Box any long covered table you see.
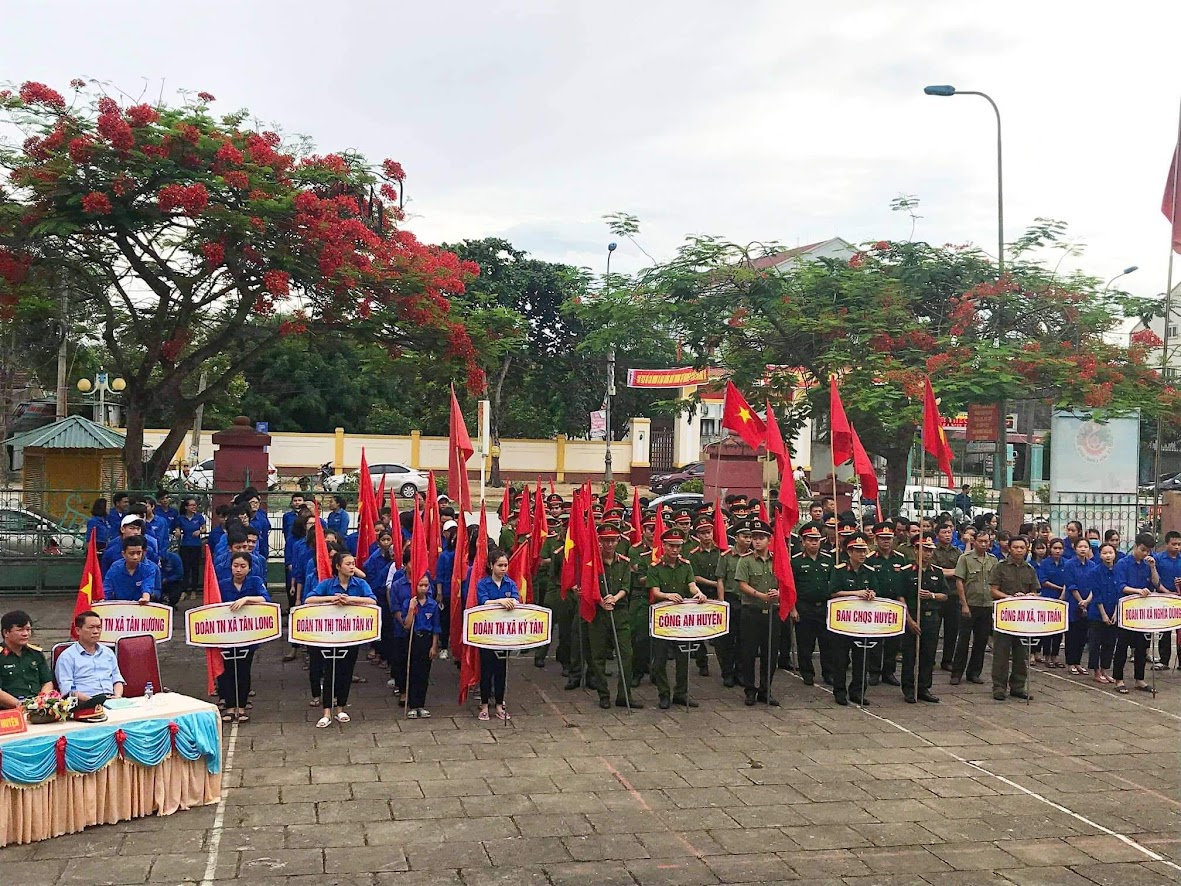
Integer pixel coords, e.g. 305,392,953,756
0,693,222,847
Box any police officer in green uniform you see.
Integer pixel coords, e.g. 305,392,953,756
0,610,53,708
647,529,705,709
867,523,912,687
828,533,880,706
533,522,565,668
498,503,518,553
688,518,722,677
714,521,751,687
585,525,644,709
629,517,656,687
899,534,946,703
735,520,781,706
789,522,833,686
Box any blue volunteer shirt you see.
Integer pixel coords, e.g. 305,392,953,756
101,536,159,573
207,524,226,554
214,549,266,580
327,509,350,537
1064,558,1099,621
1086,562,1120,621
249,509,271,560
216,571,272,603
363,549,397,596
1154,549,1181,595
386,570,412,638
282,509,300,541
1036,557,1069,600
159,550,184,587
102,558,161,601
435,549,455,599
305,575,376,604
176,514,205,547
1114,555,1154,594
405,594,442,634
477,575,520,605
85,516,110,550
146,514,172,554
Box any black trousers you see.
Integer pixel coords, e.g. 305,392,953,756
739,606,781,693
938,597,960,668
387,635,409,693
1064,618,1088,666
479,648,507,705
875,635,901,678
951,605,992,680
406,631,435,708
900,610,940,696
216,647,255,706
1113,629,1148,682
829,634,868,701
179,546,203,597
311,646,359,707
794,602,831,683
439,597,451,650
1038,633,1063,657
1087,621,1117,670
1159,631,1178,667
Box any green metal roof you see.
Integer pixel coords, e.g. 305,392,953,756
3,414,125,449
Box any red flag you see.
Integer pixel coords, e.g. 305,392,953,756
829,378,853,466
721,380,766,451
312,500,332,581
529,480,547,577
1164,141,1181,254
766,402,800,530
408,496,429,589
712,500,730,553
559,486,585,597
850,425,879,501
458,507,488,704
628,486,643,546
388,489,403,569
376,474,387,524
603,481,616,514
758,499,769,523
515,485,532,543
578,502,603,623
549,479,555,496
448,505,468,656
425,472,442,576
507,543,532,604
499,489,511,523
448,386,474,512
771,514,798,622
356,448,377,567
70,529,104,639
202,545,224,695
651,503,667,565
922,377,956,488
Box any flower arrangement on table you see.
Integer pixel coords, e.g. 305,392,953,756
20,691,77,725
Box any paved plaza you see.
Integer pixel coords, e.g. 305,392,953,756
3,595,1181,885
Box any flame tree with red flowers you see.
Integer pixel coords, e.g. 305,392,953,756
0,81,484,485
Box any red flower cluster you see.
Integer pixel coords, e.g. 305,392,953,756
112,174,134,197
1084,382,1114,407
18,81,65,109
223,171,248,190
97,103,134,151
160,331,190,362
381,159,406,181
215,142,243,166
157,183,209,215
848,253,864,268
202,242,225,267
0,248,31,285
379,183,399,203
1130,328,1164,347
262,270,290,296
125,104,159,128
81,192,112,215
68,136,95,163
197,92,216,103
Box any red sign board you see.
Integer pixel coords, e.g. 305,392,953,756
0,707,28,736
967,404,999,442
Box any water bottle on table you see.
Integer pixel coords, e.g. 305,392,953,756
144,682,154,703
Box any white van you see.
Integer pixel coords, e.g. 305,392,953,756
895,485,962,521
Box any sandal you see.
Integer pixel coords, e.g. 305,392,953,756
407,709,419,719
237,713,250,723
1068,666,1080,675
221,712,234,723
477,709,490,721
496,708,511,721
309,697,321,707
1135,684,1154,693
352,675,366,683
1117,684,1129,694
315,716,331,728
335,711,351,723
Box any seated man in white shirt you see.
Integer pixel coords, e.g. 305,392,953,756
54,610,126,702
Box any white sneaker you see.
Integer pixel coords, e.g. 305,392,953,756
386,678,398,687
419,709,431,718
438,649,449,660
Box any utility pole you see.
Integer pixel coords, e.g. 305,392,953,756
603,242,618,483
55,281,68,420
188,371,209,466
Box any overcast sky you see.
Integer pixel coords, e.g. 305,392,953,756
5,1,1181,305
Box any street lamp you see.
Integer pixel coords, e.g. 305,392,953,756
604,242,618,483
1103,266,1139,293
76,372,126,427
925,83,1008,490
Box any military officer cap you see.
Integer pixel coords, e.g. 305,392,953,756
732,519,754,535
823,515,838,529
693,517,713,532
604,506,624,518
641,516,656,529
918,534,937,550
838,522,857,537
661,528,687,543
673,509,693,525
597,524,622,539
844,532,871,551
747,520,772,537
546,493,564,505
872,522,894,538
799,522,823,539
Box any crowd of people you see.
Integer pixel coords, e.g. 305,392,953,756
22,486,1177,726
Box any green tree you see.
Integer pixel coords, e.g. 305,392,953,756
0,80,480,485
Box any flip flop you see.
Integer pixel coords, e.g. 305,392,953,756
315,716,331,728
237,713,250,723
477,710,490,721
1135,685,1154,692
221,712,234,723
335,711,351,723
1117,685,1130,694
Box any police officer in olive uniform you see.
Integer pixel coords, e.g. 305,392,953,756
735,520,781,706
714,521,752,687
647,529,705,709
867,523,912,687
688,518,722,677
629,517,656,687
790,522,833,686
585,525,644,709
897,534,946,703
828,533,880,706
533,521,566,669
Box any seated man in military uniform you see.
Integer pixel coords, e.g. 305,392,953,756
0,610,54,708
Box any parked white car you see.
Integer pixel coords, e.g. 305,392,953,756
163,458,279,491
324,462,429,499
894,485,962,521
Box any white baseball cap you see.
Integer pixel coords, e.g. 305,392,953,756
121,515,144,528
442,520,458,532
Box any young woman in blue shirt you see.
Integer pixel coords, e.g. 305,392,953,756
1035,539,1068,668
305,551,377,727
175,496,206,602
1086,544,1121,684
86,498,110,554
217,553,271,723
475,548,519,722
404,572,441,718
1063,538,1097,675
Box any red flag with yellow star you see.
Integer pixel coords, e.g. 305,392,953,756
922,376,956,487
721,381,766,451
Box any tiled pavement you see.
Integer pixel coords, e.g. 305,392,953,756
3,595,1181,885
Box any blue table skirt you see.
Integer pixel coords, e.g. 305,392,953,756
0,710,221,786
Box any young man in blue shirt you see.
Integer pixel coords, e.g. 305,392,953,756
101,517,159,573
102,536,161,602
1153,531,1181,669
1111,533,1161,692
327,496,350,537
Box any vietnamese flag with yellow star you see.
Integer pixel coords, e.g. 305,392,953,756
922,376,956,487
721,381,766,450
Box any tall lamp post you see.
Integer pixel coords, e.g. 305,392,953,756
1103,266,1138,294
603,242,618,483
76,372,126,427
925,84,1008,491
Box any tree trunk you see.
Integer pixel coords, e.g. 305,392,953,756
489,354,512,488
881,440,914,517
122,394,196,489
122,400,147,488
